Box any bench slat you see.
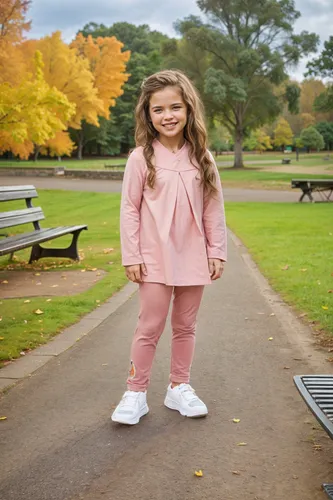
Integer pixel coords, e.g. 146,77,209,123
323,484,333,500
0,225,87,255
0,207,44,229
0,185,38,202
294,375,333,440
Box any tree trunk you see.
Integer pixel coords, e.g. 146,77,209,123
33,145,40,162
233,129,244,168
77,130,84,160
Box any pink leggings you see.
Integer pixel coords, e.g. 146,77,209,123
127,283,204,391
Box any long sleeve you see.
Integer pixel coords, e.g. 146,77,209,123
203,156,227,261
120,149,146,266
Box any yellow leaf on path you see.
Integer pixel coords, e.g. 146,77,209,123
194,470,203,477
91,268,97,271
81,269,86,273
34,309,44,315
0,337,4,340
2,280,8,284
46,299,52,302
233,418,240,423
0,416,7,421
268,337,274,341
232,470,241,475
237,442,247,446
51,284,58,288
322,306,329,310
35,273,41,276
24,300,31,303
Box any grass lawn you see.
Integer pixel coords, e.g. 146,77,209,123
0,190,127,367
0,158,127,169
220,170,333,189
225,202,333,335
1,151,332,169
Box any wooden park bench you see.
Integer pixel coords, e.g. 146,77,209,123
291,179,333,202
282,158,291,165
0,185,87,263
294,375,333,499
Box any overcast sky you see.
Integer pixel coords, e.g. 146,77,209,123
26,0,333,80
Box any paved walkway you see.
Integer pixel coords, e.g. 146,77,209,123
0,175,300,202
0,231,332,500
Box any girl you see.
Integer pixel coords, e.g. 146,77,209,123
111,69,227,425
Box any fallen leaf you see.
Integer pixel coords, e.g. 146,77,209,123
51,284,58,288
257,312,265,315
1,280,8,284
233,418,240,423
102,363,108,366
328,290,333,294
293,475,299,480
0,337,4,340
270,313,275,317
103,248,114,254
46,299,52,302
91,268,97,271
268,337,274,341
300,269,307,272
284,366,291,370
24,300,31,303
81,269,86,273
35,273,41,276
0,416,7,421
313,444,322,451
281,265,289,271
232,471,241,475
194,470,203,477
34,309,44,315
322,306,329,310
237,442,247,446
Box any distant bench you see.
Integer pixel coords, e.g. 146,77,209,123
0,185,87,263
291,179,333,202
294,375,333,499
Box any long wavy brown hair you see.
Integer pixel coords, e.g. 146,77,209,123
134,69,218,196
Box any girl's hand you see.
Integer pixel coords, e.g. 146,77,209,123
208,259,225,280
125,263,148,283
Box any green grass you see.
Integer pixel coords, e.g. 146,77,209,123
0,190,127,367
0,158,126,169
1,151,332,169
219,170,333,189
225,202,333,335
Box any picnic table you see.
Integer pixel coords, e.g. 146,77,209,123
291,179,333,202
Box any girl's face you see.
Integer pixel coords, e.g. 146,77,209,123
149,86,187,142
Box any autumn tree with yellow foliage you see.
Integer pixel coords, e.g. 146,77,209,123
70,33,130,158
0,1,76,159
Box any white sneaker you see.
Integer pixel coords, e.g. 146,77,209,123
164,383,208,418
111,390,149,425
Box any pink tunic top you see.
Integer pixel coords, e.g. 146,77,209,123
120,140,227,286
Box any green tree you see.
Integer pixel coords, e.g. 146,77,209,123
244,128,272,152
300,126,325,151
79,22,168,154
315,122,333,150
175,0,318,167
274,118,293,149
306,37,333,112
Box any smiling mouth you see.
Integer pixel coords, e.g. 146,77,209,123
163,122,178,127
